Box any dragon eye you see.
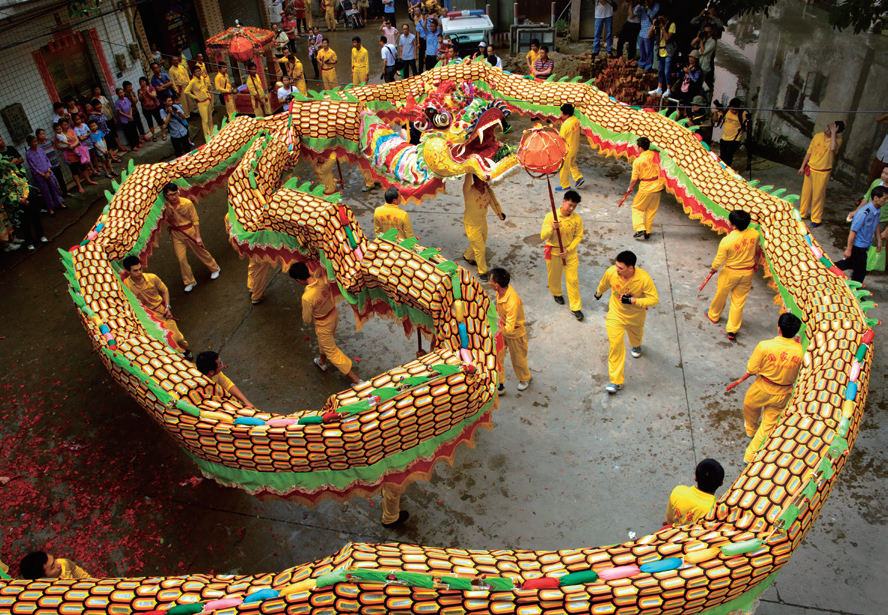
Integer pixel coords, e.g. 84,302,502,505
433,112,452,128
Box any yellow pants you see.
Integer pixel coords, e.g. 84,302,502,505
631,190,661,233
150,308,189,352
322,69,338,91
707,269,753,333
546,249,581,311
353,69,368,85
247,259,270,303
742,379,791,462
178,89,193,116
381,483,403,524
799,169,831,224
196,100,213,141
463,220,489,274
316,311,352,375
325,7,336,29
606,315,644,385
361,167,380,188
559,153,582,188
498,334,531,384
315,156,338,195
252,97,270,118
172,234,219,287
223,95,236,119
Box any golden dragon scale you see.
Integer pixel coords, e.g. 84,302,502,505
0,62,874,615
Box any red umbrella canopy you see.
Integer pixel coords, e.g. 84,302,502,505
229,35,255,63
517,126,567,177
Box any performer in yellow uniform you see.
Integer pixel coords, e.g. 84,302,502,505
19,552,90,580
168,56,192,117
374,187,414,240
706,210,760,340
312,153,339,195
183,66,213,141
323,0,336,31
741,313,803,463
214,63,237,118
556,104,584,190
196,351,256,407
121,255,192,357
290,262,362,385
595,250,659,393
224,212,271,305
246,64,270,117
290,55,307,95
489,267,531,394
351,37,369,85
317,38,339,90
462,174,505,282
162,183,220,291
665,459,724,526
626,137,664,240
193,53,213,90
799,120,844,227
541,190,584,319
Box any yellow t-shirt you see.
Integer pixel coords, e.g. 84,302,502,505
352,46,369,72
164,197,200,241
184,77,210,104
631,149,664,196
463,180,503,227
58,558,90,580
559,116,581,152
374,203,414,240
123,272,168,315
541,211,583,252
806,133,842,171
748,336,803,394
657,22,677,57
496,285,526,339
215,73,233,95
318,48,337,72
212,371,235,392
168,64,190,88
596,266,659,327
721,109,747,142
291,59,307,95
526,49,540,69
302,271,337,324
666,485,715,526
247,74,266,99
712,227,759,270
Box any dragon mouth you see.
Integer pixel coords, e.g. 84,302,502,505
450,107,507,173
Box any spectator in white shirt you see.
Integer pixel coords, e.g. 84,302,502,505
485,43,503,69
277,75,295,111
594,0,617,57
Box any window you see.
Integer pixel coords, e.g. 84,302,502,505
41,39,102,103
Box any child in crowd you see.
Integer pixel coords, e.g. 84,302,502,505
19,552,90,580
87,120,117,178
36,128,69,197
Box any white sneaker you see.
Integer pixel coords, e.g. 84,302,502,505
40,236,48,243
3,243,20,252
631,346,642,358
184,282,196,292
663,88,671,98
11,238,23,245
27,244,35,251
314,357,328,372
606,383,622,394
211,267,221,280
517,381,530,391
648,87,662,96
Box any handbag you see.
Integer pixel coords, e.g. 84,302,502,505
76,144,91,164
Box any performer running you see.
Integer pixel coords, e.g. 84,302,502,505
462,174,505,283
374,187,414,240
595,250,659,393
706,209,759,340
740,313,803,463
666,459,724,526
196,351,256,408
556,103,585,191
541,190,584,320
289,262,362,385
121,255,192,359
162,183,221,292
625,137,664,240
489,267,531,395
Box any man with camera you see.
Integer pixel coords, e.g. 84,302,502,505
647,13,676,97
635,0,660,70
691,23,717,91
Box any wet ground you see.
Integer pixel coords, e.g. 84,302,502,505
1,38,887,615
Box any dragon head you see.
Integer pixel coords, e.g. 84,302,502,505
411,82,519,183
